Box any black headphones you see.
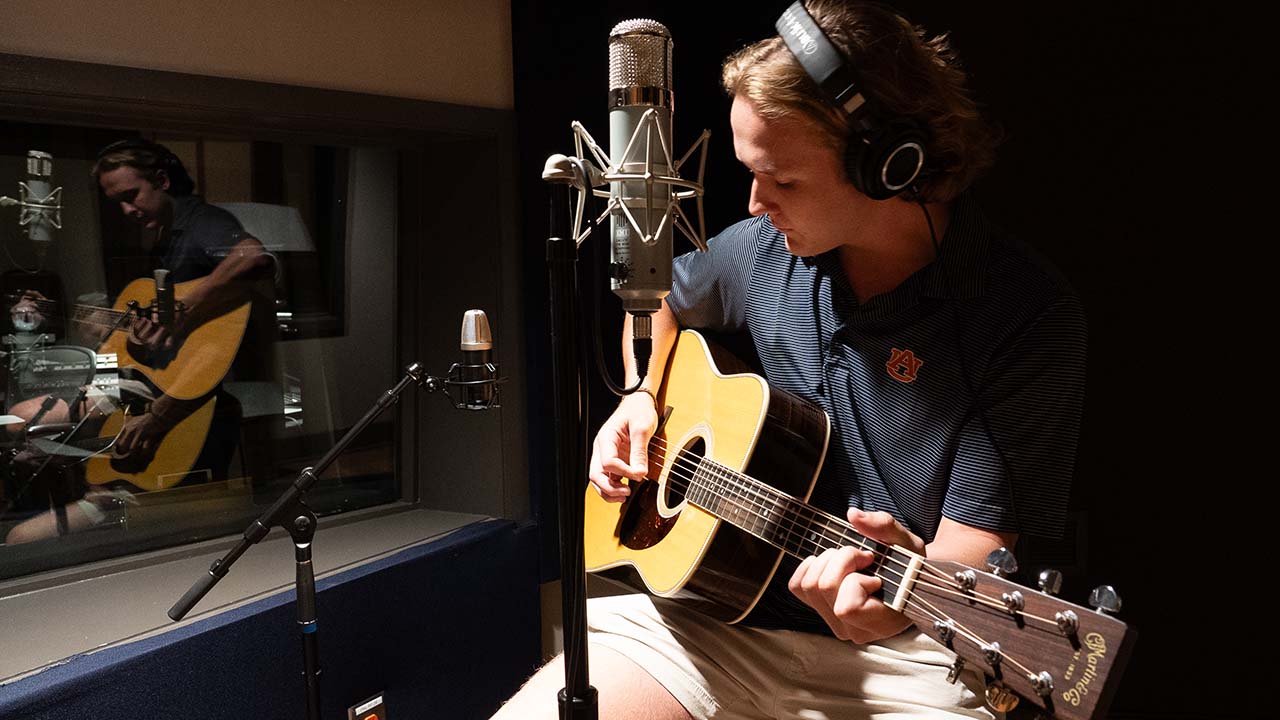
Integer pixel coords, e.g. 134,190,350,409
95,137,194,195
775,1,927,200
96,137,180,169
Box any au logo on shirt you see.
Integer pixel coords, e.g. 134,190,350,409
886,348,923,383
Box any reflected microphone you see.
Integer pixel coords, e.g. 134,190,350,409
454,309,498,410
0,151,63,253
608,19,675,380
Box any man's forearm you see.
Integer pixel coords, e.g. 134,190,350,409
147,393,206,430
180,237,275,329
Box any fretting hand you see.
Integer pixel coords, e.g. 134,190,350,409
789,508,927,644
127,304,189,357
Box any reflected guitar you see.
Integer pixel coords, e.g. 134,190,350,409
27,396,217,492
85,397,216,491
70,274,250,400
584,330,1134,720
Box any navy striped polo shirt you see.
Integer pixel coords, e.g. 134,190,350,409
667,195,1086,633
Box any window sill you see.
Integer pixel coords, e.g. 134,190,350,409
0,503,486,683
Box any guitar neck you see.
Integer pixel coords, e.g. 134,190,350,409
72,304,128,325
683,454,921,604
676,451,1133,720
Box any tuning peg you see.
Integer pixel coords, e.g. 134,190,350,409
985,547,1018,577
1027,670,1055,697
1089,585,1122,615
984,682,1020,713
1038,568,1063,595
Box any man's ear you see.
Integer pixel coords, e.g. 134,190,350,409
154,169,171,192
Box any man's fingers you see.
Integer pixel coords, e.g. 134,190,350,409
588,428,631,501
628,426,650,476
589,454,631,501
847,508,923,553
815,547,861,594
832,572,880,619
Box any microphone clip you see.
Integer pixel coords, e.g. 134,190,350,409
406,361,502,412
543,116,710,252
444,360,502,411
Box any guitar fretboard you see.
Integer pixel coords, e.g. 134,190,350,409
21,296,134,331
72,304,130,329
682,452,919,605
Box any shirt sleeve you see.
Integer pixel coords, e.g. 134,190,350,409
198,207,248,265
942,295,1087,538
666,216,763,332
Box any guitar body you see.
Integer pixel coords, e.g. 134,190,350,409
96,277,250,400
584,329,831,622
85,396,216,492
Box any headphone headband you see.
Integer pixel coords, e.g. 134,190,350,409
96,137,172,161
776,2,867,116
774,1,926,199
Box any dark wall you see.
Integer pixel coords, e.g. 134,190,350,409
514,2,1260,718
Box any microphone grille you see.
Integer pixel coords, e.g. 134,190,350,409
608,19,671,91
26,150,53,179
460,309,493,351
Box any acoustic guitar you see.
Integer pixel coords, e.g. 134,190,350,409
584,329,1134,720
20,273,250,400
25,395,217,492
84,396,217,491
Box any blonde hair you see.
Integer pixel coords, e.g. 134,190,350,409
722,0,999,202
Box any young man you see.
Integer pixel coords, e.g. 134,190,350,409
2,140,274,543
499,1,1085,717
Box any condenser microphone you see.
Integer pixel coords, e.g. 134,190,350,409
23,151,60,245
608,19,673,316
2,151,63,255
455,309,497,410
608,19,674,379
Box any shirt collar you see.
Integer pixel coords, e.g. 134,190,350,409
169,194,203,239
796,193,992,302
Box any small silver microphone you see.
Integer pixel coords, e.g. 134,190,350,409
456,309,498,410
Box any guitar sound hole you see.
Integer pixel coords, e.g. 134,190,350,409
663,437,705,510
617,435,705,552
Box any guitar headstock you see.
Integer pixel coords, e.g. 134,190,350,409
902,552,1135,720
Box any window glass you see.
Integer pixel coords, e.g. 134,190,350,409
0,122,399,579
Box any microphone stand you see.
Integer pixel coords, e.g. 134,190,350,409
545,168,598,719
168,362,457,720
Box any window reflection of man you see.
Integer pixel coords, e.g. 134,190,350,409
2,139,275,544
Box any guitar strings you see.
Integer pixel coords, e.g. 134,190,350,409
22,297,129,326
639,434,921,579
635,438,1063,681
635,434,1065,635
643,432,968,586
633,440,1058,686
646,434,1061,627
907,593,1042,681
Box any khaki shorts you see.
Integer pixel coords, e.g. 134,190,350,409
588,594,995,720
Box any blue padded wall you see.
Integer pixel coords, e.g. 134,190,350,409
0,519,540,720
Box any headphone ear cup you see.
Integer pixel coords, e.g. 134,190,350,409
848,124,928,200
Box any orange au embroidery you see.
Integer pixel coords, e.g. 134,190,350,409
886,348,923,383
